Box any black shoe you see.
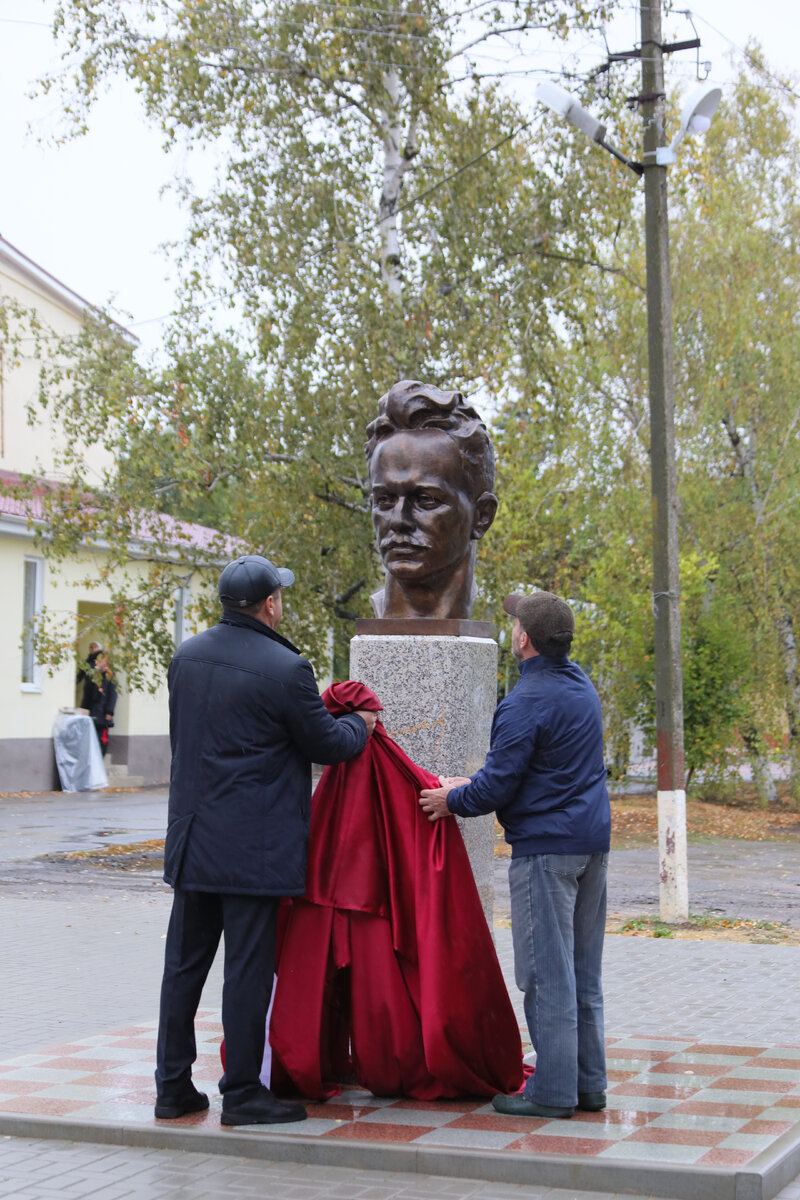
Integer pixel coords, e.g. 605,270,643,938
492,1093,574,1119
154,1084,209,1120
221,1087,307,1126
578,1091,606,1112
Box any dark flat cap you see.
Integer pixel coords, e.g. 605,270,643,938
218,555,295,608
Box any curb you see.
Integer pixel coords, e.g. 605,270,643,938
0,1111,798,1200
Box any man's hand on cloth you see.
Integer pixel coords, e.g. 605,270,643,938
418,786,457,823
354,709,378,736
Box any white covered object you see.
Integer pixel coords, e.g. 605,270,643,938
52,711,108,792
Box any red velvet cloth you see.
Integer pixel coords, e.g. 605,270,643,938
268,680,522,1100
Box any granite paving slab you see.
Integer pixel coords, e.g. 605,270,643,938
0,1012,798,1199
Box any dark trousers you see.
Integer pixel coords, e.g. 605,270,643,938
155,889,279,1105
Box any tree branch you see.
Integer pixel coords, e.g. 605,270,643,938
314,489,370,514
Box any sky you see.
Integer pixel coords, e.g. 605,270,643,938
0,0,797,353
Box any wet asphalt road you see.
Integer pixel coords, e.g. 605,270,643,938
1,786,799,925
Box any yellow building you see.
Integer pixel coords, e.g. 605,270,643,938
0,235,207,791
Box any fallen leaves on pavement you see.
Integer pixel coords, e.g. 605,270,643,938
609,796,800,846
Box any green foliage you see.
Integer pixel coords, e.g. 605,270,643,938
13,1,798,795
680,553,746,780
482,58,800,784
15,0,632,685
668,58,800,791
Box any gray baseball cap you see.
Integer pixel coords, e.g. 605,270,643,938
218,555,295,608
503,590,574,657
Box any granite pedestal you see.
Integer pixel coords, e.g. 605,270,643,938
349,631,498,925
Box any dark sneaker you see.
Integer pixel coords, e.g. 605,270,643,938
221,1087,307,1126
578,1091,606,1111
154,1084,209,1120
492,1093,573,1119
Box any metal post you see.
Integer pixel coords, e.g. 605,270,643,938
640,0,688,921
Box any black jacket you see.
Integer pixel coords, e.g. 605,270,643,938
78,662,118,728
163,611,367,895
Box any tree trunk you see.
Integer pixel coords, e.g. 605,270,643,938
722,415,798,800
378,69,418,301
741,725,779,808
378,69,404,300
774,602,800,802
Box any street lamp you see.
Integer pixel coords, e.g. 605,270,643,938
536,20,720,924
536,80,644,175
656,82,721,164
535,79,720,172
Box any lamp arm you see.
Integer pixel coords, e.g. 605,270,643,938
598,136,645,177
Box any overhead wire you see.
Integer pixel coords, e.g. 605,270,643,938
688,9,800,102
119,0,612,25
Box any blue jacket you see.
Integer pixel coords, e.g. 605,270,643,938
164,611,367,895
447,655,610,856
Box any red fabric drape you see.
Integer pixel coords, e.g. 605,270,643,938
268,680,522,1100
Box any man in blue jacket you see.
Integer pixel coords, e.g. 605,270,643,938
155,555,376,1126
420,590,610,1119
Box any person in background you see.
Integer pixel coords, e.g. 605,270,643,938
76,642,102,700
79,649,117,753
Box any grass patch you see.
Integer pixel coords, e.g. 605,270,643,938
607,912,796,944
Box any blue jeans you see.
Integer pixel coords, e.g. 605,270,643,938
509,852,608,1108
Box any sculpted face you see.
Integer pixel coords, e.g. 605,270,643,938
370,430,480,584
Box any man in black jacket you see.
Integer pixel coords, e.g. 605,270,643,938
155,555,376,1126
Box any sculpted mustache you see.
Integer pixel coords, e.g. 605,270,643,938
379,537,431,551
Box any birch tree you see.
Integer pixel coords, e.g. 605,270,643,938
16,0,632,679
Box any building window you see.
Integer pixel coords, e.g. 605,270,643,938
174,584,191,646
21,556,44,691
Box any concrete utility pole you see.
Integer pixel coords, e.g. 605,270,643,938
639,0,688,921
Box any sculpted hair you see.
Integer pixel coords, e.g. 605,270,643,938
365,380,495,498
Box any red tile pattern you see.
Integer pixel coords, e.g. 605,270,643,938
740,1119,794,1135
0,1019,797,1172
446,1112,547,1133
611,1082,700,1099
627,1127,729,1146
697,1148,757,1166
708,1076,798,1093
389,1097,486,1113
321,1122,430,1142
672,1100,765,1118
0,1097,95,1116
604,1048,674,1061
692,1045,767,1056
304,1102,380,1121
508,1134,618,1154
648,1061,732,1077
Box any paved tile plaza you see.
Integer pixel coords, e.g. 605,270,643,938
0,1008,799,1196
2,790,800,1198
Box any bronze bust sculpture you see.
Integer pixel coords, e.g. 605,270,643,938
365,381,498,620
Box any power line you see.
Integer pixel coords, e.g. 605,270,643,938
113,0,610,26
0,18,53,27
689,10,800,103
